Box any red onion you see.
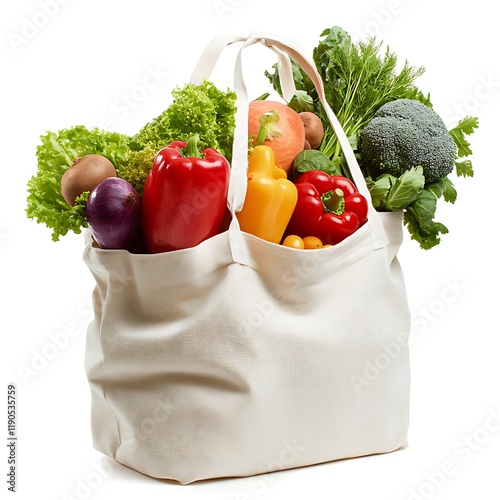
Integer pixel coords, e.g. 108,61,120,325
86,177,143,252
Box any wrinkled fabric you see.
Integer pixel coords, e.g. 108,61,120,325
83,210,410,484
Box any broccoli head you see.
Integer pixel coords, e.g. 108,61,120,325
359,99,456,183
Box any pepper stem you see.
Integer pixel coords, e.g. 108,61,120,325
322,188,345,215
185,135,202,158
255,110,282,146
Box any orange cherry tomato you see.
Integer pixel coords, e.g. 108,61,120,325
303,236,323,249
282,235,305,249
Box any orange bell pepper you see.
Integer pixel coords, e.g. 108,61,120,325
236,145,297,244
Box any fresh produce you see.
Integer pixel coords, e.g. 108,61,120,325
359,99,456,183
27,28,478,254
120,81,237,196
141,136,230,253
292,149,340,179
26,126,132,241
266,26,427,169
299,112,324,149
86,177,142,252
248,100,305,174
60,154,117,206
366,166,425,212
265,26,478,249
286,170,368,245
26,81,237,242
282,235,326,249
237,145,297,244
303,236,324,249
282,235,305,249
134,80,237,163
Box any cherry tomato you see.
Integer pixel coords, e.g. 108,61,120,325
303,236,323,249
282,235,305,249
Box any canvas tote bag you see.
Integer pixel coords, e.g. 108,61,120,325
83,32,411,485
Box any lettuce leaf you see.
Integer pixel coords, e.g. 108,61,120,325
26,126,133,241
133,80,237,162
26,80,237,242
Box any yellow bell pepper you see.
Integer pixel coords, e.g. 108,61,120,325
237,145,298,244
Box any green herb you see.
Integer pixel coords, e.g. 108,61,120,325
266,26,427,172
448,116,479,176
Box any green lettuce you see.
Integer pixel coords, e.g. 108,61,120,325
26,80,237,242
26,126,133,241
133,80,237,162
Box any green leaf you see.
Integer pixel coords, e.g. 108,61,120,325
427,177,457,204
383,166,425,211
292,149,341,178
448,116,479,158
403,189,449,249
451,115,479,135
288,90,315,113
366,174,394,208
455,159,474,178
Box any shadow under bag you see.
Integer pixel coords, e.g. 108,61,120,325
83,32,411,485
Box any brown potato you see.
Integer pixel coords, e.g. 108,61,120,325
299,112,324,150
61,154,116,206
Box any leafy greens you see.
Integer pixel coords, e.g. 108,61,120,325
265,26,478,249
26,80,237,241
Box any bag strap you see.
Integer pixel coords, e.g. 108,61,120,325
190,32,387,250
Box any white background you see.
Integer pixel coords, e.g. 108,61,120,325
1,0,499,499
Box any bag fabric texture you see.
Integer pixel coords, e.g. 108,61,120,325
83,32,411,485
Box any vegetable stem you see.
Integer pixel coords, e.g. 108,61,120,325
185,135,202,158
322,188,345,215
255,111,281,146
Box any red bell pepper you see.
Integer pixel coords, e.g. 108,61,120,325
141,136,230,253
286,170,369,245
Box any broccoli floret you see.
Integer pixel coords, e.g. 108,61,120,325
359,99,456,183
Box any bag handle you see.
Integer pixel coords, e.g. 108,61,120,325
190,32,386,249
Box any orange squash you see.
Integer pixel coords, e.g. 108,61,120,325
248,100,305,174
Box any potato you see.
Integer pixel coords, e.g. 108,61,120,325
299,112,324,150
61,154,116,206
